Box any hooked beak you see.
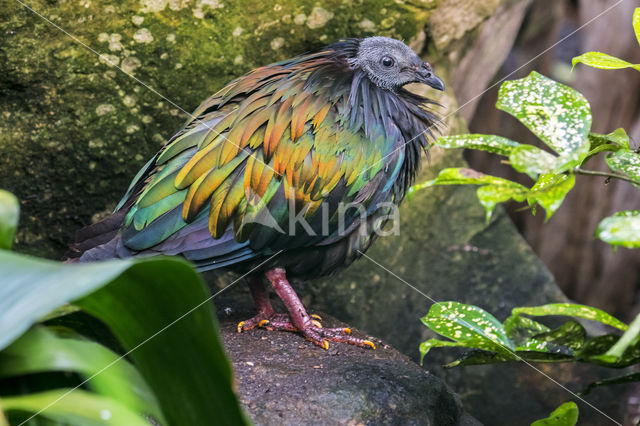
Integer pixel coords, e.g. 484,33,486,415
417,62,445,91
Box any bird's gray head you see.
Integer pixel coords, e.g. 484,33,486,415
350,36,445,92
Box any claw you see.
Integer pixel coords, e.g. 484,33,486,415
363,340,376,350
311,314,322,322
312,319,323,328
322,340,329,350
343,328,351,335
258,319,270,327
237,321,245,333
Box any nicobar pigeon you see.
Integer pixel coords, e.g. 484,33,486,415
69,36,445,349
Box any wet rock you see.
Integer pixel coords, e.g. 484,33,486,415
219,312,481,426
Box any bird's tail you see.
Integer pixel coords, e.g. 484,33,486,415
65,210,128,262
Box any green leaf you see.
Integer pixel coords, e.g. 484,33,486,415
531,402,579,426
588,128,630,151
419,339,470,363
603,312,640,360
0,252,137,351
0,191,19,251
530,321,586,351
0,326,162,421
512,303,628,331
444,349,513,367
0,251,248,425
476,183,528,222
411,168,530,221
435,134,520,156
634,8,640,47
596,210,640,248
581,372,640,396
420,302,516,357
497,72,591,171
509,145,560,178
413,168,520,188
605,149,640,185
445,349,572,367
528,174,575,220
0,389,149,426
571,52,640,72
75,260,248,426
504,314,550,344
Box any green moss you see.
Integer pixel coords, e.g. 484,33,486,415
0,0,435,258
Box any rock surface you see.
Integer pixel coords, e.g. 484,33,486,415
219,312,480,426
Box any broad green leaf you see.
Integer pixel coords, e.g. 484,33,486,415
421,302,516,357
0,252,248,425
531,402,578,426
635,8,640,47
435,134,520,156
509,145,560,178
581,372,640,396
512,303,628,331
497,72,591,171
605,149,640,184
596,210,640,248
0,191,19,250
0,252,137,351
0,389,149,426
528,174,575,220
0,326,162,421
571,52,640,72
75,260,248,426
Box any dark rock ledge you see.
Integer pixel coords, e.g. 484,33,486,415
220,312,481,426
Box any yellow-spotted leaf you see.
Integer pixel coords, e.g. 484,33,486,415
605,150,640,186
435,134,520,156
512,303,628,331
509,145,560,178
420,301,516,360
531,402,579,426
571,52,640,72
596,210,640,248
497,72,591,172
527,174,575,220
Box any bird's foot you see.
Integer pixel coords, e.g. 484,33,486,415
237,312,295,333
260,315,376,350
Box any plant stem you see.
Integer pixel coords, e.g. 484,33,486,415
573,168,640,185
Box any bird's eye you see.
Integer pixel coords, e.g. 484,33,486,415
381,56,395,67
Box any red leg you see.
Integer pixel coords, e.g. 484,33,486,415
264,267,375,350
236,275,276,332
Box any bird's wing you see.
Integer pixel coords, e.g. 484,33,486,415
117,55,404,265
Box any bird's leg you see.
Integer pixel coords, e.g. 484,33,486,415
237,275,279,332
263,267,375,350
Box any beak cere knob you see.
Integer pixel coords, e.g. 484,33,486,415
419,62,445,91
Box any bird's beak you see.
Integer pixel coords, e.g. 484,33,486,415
417,63,445,91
